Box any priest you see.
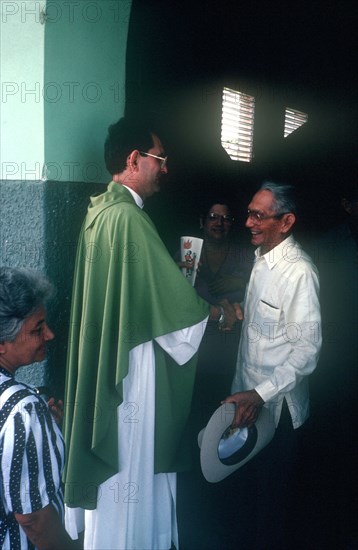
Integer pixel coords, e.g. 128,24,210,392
63,117,239,550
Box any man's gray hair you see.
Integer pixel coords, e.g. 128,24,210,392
0,267,54,342
260,181,297,215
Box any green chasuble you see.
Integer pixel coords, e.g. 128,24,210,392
63,182,209,509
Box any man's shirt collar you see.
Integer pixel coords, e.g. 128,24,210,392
122,184,144,209
255,234,295,269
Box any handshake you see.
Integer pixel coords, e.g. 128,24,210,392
209,299,243,331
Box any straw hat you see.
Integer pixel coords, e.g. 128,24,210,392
198,403,275,482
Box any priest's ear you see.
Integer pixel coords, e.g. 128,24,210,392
128,150,140,171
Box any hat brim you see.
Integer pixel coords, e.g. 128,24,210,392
198,403,276,482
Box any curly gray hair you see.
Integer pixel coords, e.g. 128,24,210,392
0,267,54,342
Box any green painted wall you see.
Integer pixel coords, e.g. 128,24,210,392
44,0,131,183
41,0,132,395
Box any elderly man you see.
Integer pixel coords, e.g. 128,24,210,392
224,182,322,548
63,117,238,550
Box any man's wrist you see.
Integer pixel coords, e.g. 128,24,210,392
250,389,265,404
217,305,225,325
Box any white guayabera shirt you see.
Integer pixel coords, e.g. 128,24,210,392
231,234,322,428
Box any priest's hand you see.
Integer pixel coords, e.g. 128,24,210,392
222,390,264,428
209,299,240,331
219,299,239,330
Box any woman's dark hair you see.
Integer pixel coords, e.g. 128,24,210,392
199,196,234,221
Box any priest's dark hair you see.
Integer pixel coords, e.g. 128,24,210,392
104,117,155,176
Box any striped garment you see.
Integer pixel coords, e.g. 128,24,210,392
0,367,65,549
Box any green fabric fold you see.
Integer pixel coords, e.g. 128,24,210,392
63,182,209,509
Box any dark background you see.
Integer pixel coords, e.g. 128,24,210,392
125,0,357,250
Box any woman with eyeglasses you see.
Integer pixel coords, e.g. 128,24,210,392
188,199,253,409
176,198,253,547
195,200,252,303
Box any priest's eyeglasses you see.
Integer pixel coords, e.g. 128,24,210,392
140,152,168,170
246,209,288,224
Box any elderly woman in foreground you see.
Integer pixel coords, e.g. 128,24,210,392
0,267,80,549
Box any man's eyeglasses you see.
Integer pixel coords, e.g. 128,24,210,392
140,152,167,170
246,209,288,223
207,213,234,224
